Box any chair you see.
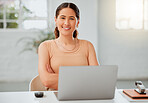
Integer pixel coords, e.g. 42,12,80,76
29,75,47,91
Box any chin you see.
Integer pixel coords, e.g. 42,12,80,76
61,31,73,36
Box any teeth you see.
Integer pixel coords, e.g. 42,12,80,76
64,28,70,30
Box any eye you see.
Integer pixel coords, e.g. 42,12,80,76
61,17,65,19
70,18,74,20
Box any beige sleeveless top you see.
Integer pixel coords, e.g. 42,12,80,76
42,39,90,73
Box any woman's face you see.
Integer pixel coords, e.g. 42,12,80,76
55,8,79,37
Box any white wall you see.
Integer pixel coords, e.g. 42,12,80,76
0,31,38,82
98,0,148,79
0,0,98,82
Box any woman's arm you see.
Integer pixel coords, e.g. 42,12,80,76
38,42,58,90
87,41,99,66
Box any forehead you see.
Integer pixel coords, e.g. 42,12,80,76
58,8,76,17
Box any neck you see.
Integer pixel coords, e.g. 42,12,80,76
58,35,75,45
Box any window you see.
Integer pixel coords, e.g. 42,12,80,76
0,0,48,30
116,0,148,30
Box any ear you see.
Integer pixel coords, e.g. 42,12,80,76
76,19,80,28
54,17,57,22
55,17,57,26
54,17,57,27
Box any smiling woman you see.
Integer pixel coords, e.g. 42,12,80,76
54,8,79,51
38,2,99,90
55,8,79,38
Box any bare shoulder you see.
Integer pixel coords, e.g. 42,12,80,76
79,39,93,46
39,39,54,48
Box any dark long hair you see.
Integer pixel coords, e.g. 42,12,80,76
54,2,80,38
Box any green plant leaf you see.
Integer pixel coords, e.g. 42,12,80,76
17,30,55,54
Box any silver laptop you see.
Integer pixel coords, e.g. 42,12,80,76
57,65,118,101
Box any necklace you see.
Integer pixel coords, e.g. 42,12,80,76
57,39,77,51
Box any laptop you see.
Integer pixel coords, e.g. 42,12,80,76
57,65,118,101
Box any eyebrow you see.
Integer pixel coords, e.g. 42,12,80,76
59,15,75,18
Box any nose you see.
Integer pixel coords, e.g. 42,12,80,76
64,19,70,25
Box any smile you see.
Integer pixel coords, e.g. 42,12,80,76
63,27,71,30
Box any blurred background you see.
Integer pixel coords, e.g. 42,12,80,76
0,0,148,91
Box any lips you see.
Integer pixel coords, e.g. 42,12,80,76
62,27,71,30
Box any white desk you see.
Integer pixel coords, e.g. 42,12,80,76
0,90,144,103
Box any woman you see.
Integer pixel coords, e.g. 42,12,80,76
38,2,99,90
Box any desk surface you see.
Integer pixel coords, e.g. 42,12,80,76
1,89,147,103
0,90,130,103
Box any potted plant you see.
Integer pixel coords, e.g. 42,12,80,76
17,29,55,53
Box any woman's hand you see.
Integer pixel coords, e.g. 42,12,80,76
46,64,54,73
